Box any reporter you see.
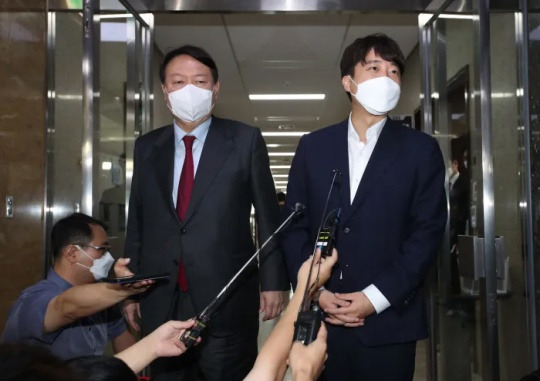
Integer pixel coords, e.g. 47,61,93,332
245,248,355,381
68,356,137,381
67,320,198,381
288,324,328,381
114,319,199,373
68,320,199,380
0,342,82,381
1,213,154,359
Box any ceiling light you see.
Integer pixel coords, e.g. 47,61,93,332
249,94,325,101
268,152,295,157
438,14,476,20
266,143,296,148
262,132,308,137
270,165,291,169
274,181,289,185
98,13,134,19
255,116,320,122
272,175,289,178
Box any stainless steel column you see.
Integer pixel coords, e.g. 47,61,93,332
474,0,499,379
516,0,538,369
82,0,100,216
420,17,438,381
44,11,56,274
140,14,153,135
125,15,139,224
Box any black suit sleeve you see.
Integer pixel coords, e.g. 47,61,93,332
124,139,143,274
250,129,290,291
280,136,313,288
374,138,447,312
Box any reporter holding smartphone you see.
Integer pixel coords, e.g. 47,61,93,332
1,213,154,360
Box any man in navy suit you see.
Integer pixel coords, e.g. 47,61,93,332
281,34,447,380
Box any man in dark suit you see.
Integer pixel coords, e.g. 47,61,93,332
449,156,469,295
281,34,447,380
123,45,289,381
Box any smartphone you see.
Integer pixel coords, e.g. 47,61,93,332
102,272,171,285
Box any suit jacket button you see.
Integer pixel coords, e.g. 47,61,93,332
181,228,186,234
344,227,350,234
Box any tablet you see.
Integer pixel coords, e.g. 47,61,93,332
102,272,171,285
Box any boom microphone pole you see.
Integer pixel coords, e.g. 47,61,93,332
179,202,305,348
293,170,341,345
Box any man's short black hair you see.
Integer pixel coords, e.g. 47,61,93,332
0,343,81,381
67,355,137,381
340,34,405,100
159,45,219,84
50,213,106,261
277,192,286,203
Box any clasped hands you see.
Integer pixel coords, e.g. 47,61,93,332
319,291,375,327
318,285,375,327
297,249,374,327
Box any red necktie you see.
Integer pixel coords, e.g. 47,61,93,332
176,135,196,291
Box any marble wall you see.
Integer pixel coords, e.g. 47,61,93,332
0,1,47,329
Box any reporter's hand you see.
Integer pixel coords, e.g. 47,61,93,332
148,320,200,358
114,257,135,277
123,299,141,332
112,258,154,295
289,323,328,381
297,249,338,295
319,291,364,327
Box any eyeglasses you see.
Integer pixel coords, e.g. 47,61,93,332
76,244,111,253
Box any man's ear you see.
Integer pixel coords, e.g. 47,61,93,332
213,81,221,98
342,76,353,93
64,245,79,264
161,84,169,103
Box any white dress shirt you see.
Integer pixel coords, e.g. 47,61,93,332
172,117,211,206
347,115,391,314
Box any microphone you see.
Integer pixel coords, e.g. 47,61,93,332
294,202,305,214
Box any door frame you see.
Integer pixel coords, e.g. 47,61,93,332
419,0,538,379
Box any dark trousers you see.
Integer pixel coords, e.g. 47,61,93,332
150,289,258,381
320,326,417,381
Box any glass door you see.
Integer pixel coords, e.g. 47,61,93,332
45,0,153,263
420,1,535,380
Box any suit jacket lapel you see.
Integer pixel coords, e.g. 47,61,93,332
333,121,351,212
182,117,233,225
342,119,402,225
151,125,178,220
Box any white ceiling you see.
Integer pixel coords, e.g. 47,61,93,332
153,13,420,190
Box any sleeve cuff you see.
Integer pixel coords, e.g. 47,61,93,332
362,284,391,314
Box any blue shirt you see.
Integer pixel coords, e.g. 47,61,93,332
1,268,126,360
172,117,211,206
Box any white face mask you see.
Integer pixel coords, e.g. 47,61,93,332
76,246,115,281
349,76,401,116
167,84,214,123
